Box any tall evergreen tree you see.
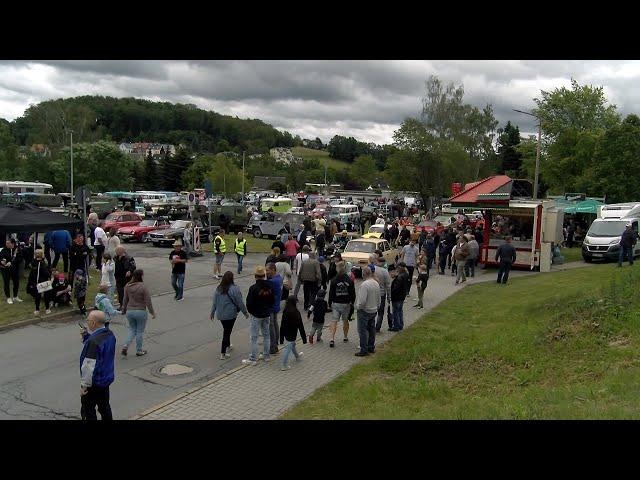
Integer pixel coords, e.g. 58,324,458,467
131,159,145,190
143,150,159,190
496,121,522,174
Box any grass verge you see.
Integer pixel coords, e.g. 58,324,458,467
561,246,583,263
0,269,102,327
283,263,640,419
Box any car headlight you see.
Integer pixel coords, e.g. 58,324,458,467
609,238,621,245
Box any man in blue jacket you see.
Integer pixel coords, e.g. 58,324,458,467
51,229,72,273
80,310,116,421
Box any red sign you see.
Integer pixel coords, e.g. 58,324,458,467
451,183,462,196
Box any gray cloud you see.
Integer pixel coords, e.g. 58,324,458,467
0,60,637,145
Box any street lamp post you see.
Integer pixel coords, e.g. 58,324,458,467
69,129,74,197
513,109,541,199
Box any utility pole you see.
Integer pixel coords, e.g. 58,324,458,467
513,109,541,199
241,151,245,201
70,130,74,196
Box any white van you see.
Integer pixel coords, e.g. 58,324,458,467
582,202,640,262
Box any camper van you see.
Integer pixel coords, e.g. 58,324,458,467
582,202,640,262
326,204,360,228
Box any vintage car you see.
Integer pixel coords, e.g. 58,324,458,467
117,218,171,243
414,220,445,236
362,223,394,239
149,219,216,247
340,237,398,269
246,212,306,239
102,211,143,231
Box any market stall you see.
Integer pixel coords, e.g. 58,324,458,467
0,203,84,239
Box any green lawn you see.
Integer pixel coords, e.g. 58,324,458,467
562,246,584,263
0,269,102,327
283,263,640,419
292,147,351,171
204,236,274,254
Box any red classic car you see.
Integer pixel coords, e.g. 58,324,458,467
102,211,144,232
117,218,171,242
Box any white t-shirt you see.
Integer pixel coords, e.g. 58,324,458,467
94,227,107,247
294,253,309,275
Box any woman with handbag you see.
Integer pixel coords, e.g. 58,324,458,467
27,249,53,316
210,271,248,360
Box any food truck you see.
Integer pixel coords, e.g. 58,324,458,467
449,176,564,271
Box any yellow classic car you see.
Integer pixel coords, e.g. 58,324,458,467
362,223,389,239
341,237,399,268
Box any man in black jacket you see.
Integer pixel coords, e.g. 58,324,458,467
495,236,517,284
327,261,355,348
69,234,90,279
243,265,275,365
0,238,24,304
114,246,136,306
618,223,638,267
390,262,409,331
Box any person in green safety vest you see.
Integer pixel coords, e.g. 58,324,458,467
234,232,248,275
213,230,227,279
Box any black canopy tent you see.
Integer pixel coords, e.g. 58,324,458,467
0,204,83,237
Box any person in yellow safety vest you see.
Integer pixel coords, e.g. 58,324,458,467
234,232,248,275
213,230,227,279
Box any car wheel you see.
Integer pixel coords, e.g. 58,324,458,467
142,234,149,243
253,228,263,239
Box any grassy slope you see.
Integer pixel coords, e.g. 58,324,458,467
283,263,640,419
0,269,101,326
292,147,351,171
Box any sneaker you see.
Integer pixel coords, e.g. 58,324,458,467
343,338,349,343
296,352,303,361
33,310,40,316
281,365,291,371
412,304,420,308
263,356,272,363
176,297,184,302
121,347,128,356
45,309,52,314
219,354,227,360
227,344,233,352
13,296,23,303
6,298,13,305
330,340,335,348
242,358,257,366
355,352,368,357
317,338,323,342
136,350,148,356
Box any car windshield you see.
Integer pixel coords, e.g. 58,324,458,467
344,241,376,253
369,225,384,233
105,213,119,220
170,220,190,228
139,220,156,226
587,220,627,237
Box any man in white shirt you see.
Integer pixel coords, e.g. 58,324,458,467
93,221,108,271
375,214,385,225
293,245,310,298
355,266,381,357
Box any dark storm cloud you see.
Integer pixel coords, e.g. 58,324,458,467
0,60,637,144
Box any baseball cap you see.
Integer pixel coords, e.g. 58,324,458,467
627,222,633,227
254,265,266,277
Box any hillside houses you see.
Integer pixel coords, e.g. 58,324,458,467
269,147,303,165
119,142,177,158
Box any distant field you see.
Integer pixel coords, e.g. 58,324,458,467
292,147,351,171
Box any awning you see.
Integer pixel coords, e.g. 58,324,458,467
0,204,84,235
563,199,603,215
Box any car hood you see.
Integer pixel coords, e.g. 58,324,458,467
341,252,373,264
152,228,183,236
583,235,618,246
362,233,382,239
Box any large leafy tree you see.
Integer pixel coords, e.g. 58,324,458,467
350,155,377,188
204,155,246,197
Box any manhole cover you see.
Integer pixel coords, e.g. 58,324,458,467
151,362,200,378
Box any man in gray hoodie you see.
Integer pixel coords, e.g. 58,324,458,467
355,266,381,357
299,252,322,310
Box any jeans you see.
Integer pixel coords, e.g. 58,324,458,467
80,386,112,421
376,293,391,331
309,322,324,340
281,340,300,367
52,250,69,273
171,273,185,300
456,264,466,283
357,310,377,354
236,253,245,273
249,315,270,361
464,258,475,277
125,309,148,352
439,251,449,274
303,281,318,309
94,245,105,270
618,246,634,266
392,300,404,330
497,261,512,284
2,268,19,298
269,311,280,354
293,277,302,298
405,266,414,295
417,283,427,308
220,317,236,354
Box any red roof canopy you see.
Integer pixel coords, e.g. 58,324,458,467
449,175,512,204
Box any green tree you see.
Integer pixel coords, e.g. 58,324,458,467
496,121,522,174
204,155,246,197
350,155,377,188
143,150,160,190
131,160,146,191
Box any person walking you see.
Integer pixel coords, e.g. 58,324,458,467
0,238,23,305
121,269,156,357
424,233,436,270
266,262,283,356
275,253,293,298
79,310,116,421
279,296,307,371
454,235,470,285
93,221,107,271
495,236,517,284
100,253,116,302
114,246,136,307
414,261,429,309
234,232,247,274
390,262,409,331
51,229,72,273
299,252,322,310
271,235,285,255
169,239,188,301
307,289,328,343
73,269,88,316
242,265,274,365
327,261,355,347
284,236,300,269
355,266,381,357
210,271,249,360
315,229,326,259
212,230,227,279
94,284,118,328
373,254,392,333
618,222,637,267
400,238,419,296
107,228,121,257
293,245,311,298
26,249,52,315
465,233,479,278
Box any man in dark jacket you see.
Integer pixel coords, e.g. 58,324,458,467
80,310,116,421
69,234,90,278
243,265,275,365
266,262,283,356
390,262,409,331
495,236,517,284
315,230,326,258
51,229,72,273
114,246,136,306
445,228,457,268
328,261,356,348
619,223,638,267
424,233,437,270
0,238,23,304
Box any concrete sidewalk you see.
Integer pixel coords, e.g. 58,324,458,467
136,263,590,420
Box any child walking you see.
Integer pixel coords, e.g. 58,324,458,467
279,296,307,371
101,253,116,302
307,289,328,343
95,283,119,327
73,269,88,316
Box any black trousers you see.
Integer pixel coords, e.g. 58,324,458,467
2,268,20,298
94,246,105,270
220,318,236,354
303,281,318,309
52,251,69,273
81,386,113,421
34,292,52,311
406,266,414,295
116,277,127,305
497,261,512,284
44,245,52,267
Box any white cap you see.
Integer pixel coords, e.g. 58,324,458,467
627,222,633,227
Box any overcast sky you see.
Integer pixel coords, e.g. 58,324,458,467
0,60,637,144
